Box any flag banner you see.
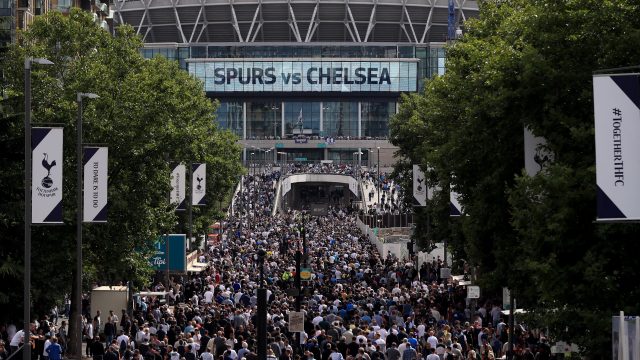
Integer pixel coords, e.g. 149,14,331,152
83,147,108,222
149,234,187,272
192,163,206,206
413,165,427,206
524,126,553,176
171,163,186,211
32,127,63,224
593,74,640,221
348,177,358,196
450,190,463,217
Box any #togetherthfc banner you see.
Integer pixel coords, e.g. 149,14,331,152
32,127,63,224
593,73,640,221
192,163,206,206
171,163,186,211
83,147,108,222
413,165,427,206
189,60,418,93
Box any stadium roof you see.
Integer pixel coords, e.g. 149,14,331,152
114,0,479,44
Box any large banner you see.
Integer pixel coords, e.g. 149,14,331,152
192,163,206,206
149,234,187,272
170,163,186,211
83,147,108,222
593,74,640,221
450,190,463,217
189,60,418,93
32,127,63,224
413,165,427,206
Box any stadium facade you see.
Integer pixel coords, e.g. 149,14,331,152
114,0,479,166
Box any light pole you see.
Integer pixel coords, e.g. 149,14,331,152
271,105,279,139
376,147,380,207
24,57,53,360
254,249,267,360
76,92,99,360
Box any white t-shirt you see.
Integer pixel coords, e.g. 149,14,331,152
427,336,438,350
200,352,214,360
10,331,24,347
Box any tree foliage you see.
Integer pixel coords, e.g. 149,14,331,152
0,9,242,329
389,0,640,356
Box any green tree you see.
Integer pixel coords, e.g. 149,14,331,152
390,0,640,356
0,9,242,356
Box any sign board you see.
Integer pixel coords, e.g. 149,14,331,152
467,285,480,299
289,311,305,332
300,268,312,281
149,234,187,273
439,267,451,279
294,137,308,144
189,59,418,93
593,74,640,221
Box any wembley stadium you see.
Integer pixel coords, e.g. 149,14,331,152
113,0,479,166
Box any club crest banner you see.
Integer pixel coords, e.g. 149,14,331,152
32,127,63,224
413,165,427,206
192,163,206,206
593,74,640,221
83,147,108,222
171,163,186,211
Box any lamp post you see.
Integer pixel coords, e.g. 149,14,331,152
254,249,267,360
24,57,53,360
376,147,380,207
76,92,99,360
271,105,279,139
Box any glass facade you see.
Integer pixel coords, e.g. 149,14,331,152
215,101,243,138
322,102,358,138
361,102,395,138
285,101,320,137
246,100,281,139
139,43,445,143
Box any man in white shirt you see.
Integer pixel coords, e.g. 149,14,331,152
204,289,214,304
200,347,214,360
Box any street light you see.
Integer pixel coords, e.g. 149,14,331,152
271,105,279,139
253,248,267,360
76,92,99,360
377,147,380,207
24,57,53,360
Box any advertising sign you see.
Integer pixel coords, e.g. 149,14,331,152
593,74,640,221
32,127,63,224
189,60,418,93
192,163,206,206
413,165,426,206
149,234,187,273
83,147,108,222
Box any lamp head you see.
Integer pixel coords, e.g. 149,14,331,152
77,92,100,102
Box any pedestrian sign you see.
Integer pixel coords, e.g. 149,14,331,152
467,285,480,299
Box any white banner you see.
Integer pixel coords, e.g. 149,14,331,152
450,190,463,217
348,177,358,196
192,163,206,206
83,147,108,222
171,163,186,211
32,127,63,224
593,74,640,220
413,165,427,206
524,126,553,176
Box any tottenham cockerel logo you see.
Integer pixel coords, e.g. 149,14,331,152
41,153,57,188
416,177,424,192
196,175,204,191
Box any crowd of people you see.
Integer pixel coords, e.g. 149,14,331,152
0,166,554,360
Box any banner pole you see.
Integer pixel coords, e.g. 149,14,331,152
76,95,84,360
188,163,193,250
23,58,32,360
